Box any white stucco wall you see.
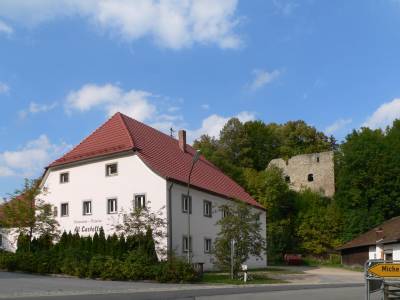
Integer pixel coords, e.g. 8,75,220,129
169,182,267,270
369,243,400,261
41,154,168,251
0,228,18,252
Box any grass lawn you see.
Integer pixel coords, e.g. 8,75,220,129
201,269,290,285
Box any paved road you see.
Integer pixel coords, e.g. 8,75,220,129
0,271,369,300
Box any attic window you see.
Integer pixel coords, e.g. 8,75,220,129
106,163,118,177
308,174,314,182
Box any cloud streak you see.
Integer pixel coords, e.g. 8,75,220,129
363,98,400,129
0,0,242,49
0,135,70,177
249,69,281,91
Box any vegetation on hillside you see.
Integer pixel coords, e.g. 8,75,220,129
194,118,400,260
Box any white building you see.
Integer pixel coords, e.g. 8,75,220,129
1,113,266,270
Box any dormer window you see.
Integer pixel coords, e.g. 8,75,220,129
60,172,69,183
106,163,118,177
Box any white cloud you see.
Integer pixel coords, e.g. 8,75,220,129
0,135,70,177
19,101,57,119
249,69,281,91
0,0,242,49
324,118,352,135
187,111,256,142
66,83,158,122
0,19,13,35
363,98,400,129
0,82,9,94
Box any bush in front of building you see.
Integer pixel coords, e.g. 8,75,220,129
0,229,198,283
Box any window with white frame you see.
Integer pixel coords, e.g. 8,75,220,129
108,198,118,214
61,203,69,217
182,236,192,252
222,207,230,219
83,201,92,215
0,234,2,247
106,163,118,177
204,238,212,253
203,200,212,217
134,194,146,209
53,206,58,217
182,194,192,214
60,172,69,183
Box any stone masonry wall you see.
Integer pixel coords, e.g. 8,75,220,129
268,151,335,197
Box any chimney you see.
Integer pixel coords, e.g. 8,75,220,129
376,228,384,242
178,130,187,152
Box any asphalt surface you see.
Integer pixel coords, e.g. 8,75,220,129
0,270,369,300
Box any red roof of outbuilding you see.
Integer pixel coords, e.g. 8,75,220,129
49,113,263,209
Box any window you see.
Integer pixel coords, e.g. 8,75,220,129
182,236,192,252
53,206,58,217
203,200,212,217
307,174,314,182
204,238,212,253
0,234,2,247
222,207,230,219
60,172,69,183
134,194,146,209
284,175,291,183
182,194,192,214
61,203,69,217
108,198,118,214
385,252,393,261
83,201,92,215
106,163,118,176
316,156,320,163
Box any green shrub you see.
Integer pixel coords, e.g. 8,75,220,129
0,251,17,271
100,257,124,280
155,259,199,283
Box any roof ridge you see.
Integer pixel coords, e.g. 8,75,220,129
118,113,136,149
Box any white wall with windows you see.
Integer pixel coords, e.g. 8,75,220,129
3,152,267,271
169,182,267,270
369,244,400,261
41,153,168,251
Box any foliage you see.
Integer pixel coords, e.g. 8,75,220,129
0,231,197,283
335,120,400,241
113,202,167,257
1,179,60,248
296,190,342,255
213,202,266,276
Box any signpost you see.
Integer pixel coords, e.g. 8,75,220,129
368,263,400,278
365,260,400,300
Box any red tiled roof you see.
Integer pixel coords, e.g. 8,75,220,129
49,113,264,209
338,216,400,250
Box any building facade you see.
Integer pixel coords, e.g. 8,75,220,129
268,151,335,197
339,217,400,265
1,113,266,270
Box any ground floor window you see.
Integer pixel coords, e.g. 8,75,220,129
0,234,2,247
61,203,69,217
83,200,92,215
182,236,192,253
134,194,146,209
107,198,118,214
204,238,212,253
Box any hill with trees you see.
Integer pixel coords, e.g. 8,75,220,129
194,118,400,261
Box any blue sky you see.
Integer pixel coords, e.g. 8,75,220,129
1,0,400,198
